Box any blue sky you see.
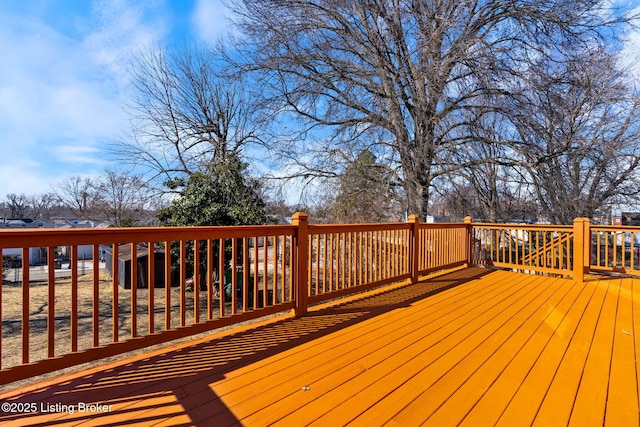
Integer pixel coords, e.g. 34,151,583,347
2,0,640,204
0,0,232,198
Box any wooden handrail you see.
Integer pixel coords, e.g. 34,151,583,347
590,223,640,274
0,214,470,385
573,218,588,282
1,213,616,385
292,212,308,317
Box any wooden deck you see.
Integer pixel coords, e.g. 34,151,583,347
1,267,639,426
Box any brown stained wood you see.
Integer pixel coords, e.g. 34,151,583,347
392,276,574,426
493,280,592,425
569,279,620,426
634,278,640,421
1,269,640,426
21,248,29,364
224,271,507,426
459,278,587,425
317,274,560,425
352,275,577,427
604,278,639,426
532,278,609,426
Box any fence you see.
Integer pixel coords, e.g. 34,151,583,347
470,223,575,276
0,213,468,385
468,218,640,280
590,224,640,275
3,214,633,386
306,223,411,305
469,218,595,280
417,222,470,275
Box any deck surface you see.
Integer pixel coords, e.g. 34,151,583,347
0,267,639,426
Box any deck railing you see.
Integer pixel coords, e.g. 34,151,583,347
306,223,411,305
470,223,575,276
0,213,468,385
417,222,470,275
0,224,302,385
590,224,640,275
469,218,593,280
0,213,633,386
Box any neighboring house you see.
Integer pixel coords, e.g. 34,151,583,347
51,218,111,229
0,218,51,228
1,218,52,265
2,247,45,266
50,219,110,261
1,217,105,265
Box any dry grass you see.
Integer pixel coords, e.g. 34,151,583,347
2,277,226,379
0,269,293,392
2,272,217,367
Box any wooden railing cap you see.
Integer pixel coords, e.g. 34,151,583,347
407,214,420,223
292,212,309,223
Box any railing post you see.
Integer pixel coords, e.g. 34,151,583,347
292,212,309,317
464,216,473,267
573,217,586,282
583,217,591,276
408,214,420,284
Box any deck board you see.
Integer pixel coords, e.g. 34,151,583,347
459,276,580,426
532,277,607,426
606,278,639,427
633,277,640,421
569,279,618,426
350,273,560,426
1,268,639,426
400,276,571,426
224,276,496,425
495,279,590,425
273,270,531,426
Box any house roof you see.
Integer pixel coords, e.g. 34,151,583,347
103,243,165,262
0,218,50,228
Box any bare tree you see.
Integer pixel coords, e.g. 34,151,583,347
52,171,158,226
436,174,537,223
52,176,100,220
93,169,155,227
29,193,58,220
4,193,30,218
434,110,539,222
230,0,633,218
118,43,264,191
506,47,640,224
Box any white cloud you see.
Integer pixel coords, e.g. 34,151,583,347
82,0,169,88
0,161,52,195
620,6,640,79
55,145,105,165
0,1,236,200
0,15,92,134
191,0,231,43
0,0,174,199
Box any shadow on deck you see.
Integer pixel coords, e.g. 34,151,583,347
0,267,488,426
2,266,638,426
